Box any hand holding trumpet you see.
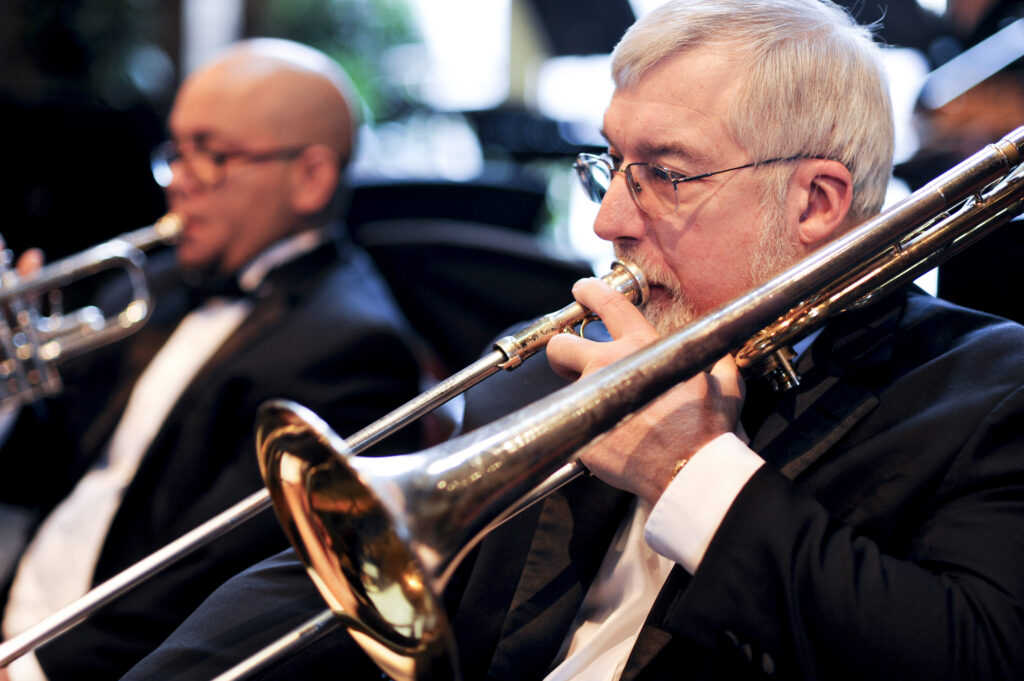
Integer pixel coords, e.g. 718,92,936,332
13,248,44,278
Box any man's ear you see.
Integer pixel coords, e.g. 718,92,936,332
790,159,853,247
288,144,341,215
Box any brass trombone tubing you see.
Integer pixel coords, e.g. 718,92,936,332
0,490,270,667
245,127,1024,681
210,611,341,681
0,340,498,668
735,156,1024,370
0,260,647,667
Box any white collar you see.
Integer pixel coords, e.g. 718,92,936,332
237,227,333,293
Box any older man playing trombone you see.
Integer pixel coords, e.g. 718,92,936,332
121,1,1024,679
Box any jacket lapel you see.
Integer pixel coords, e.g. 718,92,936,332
751,363,880,480
161,241,342,421
483,476,633,680
754,289,905,478
103,244,342,537
618,566,690,681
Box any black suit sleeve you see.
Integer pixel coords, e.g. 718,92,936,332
666,384,1024,681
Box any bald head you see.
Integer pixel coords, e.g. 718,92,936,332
165,39,361,275
176,38,359,166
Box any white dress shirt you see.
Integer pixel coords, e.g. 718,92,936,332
545,332,820,680
2,229,330,681
542,434,763,681
544,497,675,681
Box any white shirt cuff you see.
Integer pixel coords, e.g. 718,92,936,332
644,432,764,574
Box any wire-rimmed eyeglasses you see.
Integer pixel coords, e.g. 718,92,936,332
573,152,807,216
150,141,308,189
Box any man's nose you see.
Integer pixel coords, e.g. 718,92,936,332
165,157,202,196
593,177,645,243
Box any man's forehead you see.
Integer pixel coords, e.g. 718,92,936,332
170,128,243,148
169,100,251,147
169,72,277,145
601,47,744,163
601,98,719,166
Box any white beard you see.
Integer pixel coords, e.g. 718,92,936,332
613,244,697,336
614,195,800,337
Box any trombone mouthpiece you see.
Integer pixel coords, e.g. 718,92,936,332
493,258,649,370
117,213,184,251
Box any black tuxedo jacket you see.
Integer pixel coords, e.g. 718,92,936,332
0,234,424,680
120,287,1024,681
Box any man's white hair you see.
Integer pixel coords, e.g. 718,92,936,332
612,0,894,222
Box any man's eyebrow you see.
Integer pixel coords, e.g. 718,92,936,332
637,141,714,168
171,130,208,145
597,130,714,168
175,130,239,148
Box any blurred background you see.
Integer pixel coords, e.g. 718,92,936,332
1,0,1022,319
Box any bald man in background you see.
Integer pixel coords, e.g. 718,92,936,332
0,39,424,681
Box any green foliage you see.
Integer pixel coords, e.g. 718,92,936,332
251,0,421,121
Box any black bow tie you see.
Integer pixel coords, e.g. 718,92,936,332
183,274,249,309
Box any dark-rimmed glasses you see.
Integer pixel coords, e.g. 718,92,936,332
150,141,308,189
573,152,806,216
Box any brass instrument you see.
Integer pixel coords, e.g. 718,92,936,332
0,213,182,408
0,259,647,667
252,127,1024,681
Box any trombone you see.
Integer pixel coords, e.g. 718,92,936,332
0,259,648,667
249,126,1024,681
0,213,182,408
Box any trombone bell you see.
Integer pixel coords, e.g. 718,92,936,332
257,400,459,681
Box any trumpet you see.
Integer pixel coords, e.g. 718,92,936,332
0,258,647,667
0,213,182,408
251,126,1024,681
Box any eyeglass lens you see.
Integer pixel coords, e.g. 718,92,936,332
150,143,175,188
150,143,225,188
574,155,610,204
627,164,678,215
575,154,679,216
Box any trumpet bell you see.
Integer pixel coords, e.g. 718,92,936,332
257,399,458,681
